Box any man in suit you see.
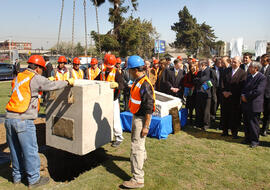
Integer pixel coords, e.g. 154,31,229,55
260,54,270,136
221,56,246,138
240,52,252,73
165,59,184,98
13,59,20,76
194,60,212,130
155,58,168,93
241,62,266,148
210,58,220,123
43,56,54,78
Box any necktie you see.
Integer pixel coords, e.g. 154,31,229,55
175,70,178,77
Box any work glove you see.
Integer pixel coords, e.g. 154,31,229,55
110,82,119,89
48,76,55,81
66,78,74,86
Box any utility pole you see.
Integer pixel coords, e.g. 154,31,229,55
71,0,76,58
57,0,64,54
9,37,12,64
94,0,102,56
84,0,88,56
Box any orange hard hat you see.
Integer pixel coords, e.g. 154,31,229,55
73,57,80,64
105,54,116,68
58,56,67,63
91,58,98,65
153,59,159,64
116,57,122,64
192,58,196,62
27,55,46,69
177,56,183,60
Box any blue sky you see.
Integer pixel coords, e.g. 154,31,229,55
1,0,269,50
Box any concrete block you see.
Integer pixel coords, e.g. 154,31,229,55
153,91,182,117
46,79,114,155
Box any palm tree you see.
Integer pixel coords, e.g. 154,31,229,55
57,0,65,54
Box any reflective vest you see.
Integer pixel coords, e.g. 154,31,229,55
151,67,159,78
88,67,101,80
6,70,36,113
100,68,116,82
71,69,84,79
100,68,120,96
55,70,70,81
129,76,156,114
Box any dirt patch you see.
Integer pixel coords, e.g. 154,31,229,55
0,118,110,182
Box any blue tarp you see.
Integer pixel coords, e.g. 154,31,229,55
120,111,172,139
120,108,188,139
179,108,188,127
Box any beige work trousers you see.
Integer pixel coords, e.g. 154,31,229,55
130,115,148,183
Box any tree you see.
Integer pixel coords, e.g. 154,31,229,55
198,22,217,57
171,6,201,55
91,17,158,58
74,42,85,56
91,0,138,36
171,6,217,57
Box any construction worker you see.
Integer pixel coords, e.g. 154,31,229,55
5,55,74,188
96,54,124,147
55,56,69,81
71,57,84,79
122,55,155,189
115,57,122,74
87,58,100,80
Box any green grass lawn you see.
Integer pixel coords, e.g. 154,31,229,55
0,130,270,190
0,82,12,115
0,82,270,190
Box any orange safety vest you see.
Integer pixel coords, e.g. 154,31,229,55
6,70,37,113
71,69,84,79
55,70,70,81
100,68,117,82
100,68,120,96
88,67,101,80
129,75,156,114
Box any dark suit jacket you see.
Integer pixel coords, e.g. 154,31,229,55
194,67,211,98
240,63,251,76
165,67,184,97
43,62,53,78
242,72,266,113
260,65,270,99
221,67,247,104
156,67,167,93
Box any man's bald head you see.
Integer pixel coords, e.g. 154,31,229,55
231,56,241,69
233,56,241,63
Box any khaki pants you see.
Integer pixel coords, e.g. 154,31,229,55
131,115,148,183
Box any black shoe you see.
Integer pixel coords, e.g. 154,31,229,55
250,144,259,148
111,141,122,148
241,140,250,145
28,176,49,189
232,135,239,139
261,131,268,136
221,133,229,137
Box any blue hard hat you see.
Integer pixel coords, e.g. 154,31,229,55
127,55,144,69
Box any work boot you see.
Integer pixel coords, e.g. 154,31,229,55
111,141,122,148
28,176,49,189
122,180,144,189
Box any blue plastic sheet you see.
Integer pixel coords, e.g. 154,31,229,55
120,111,173,139
179,108,188,127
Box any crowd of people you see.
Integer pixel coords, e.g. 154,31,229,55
43,52,270,150
118,53,269,149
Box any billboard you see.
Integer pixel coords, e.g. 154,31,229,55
155,40,166,54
